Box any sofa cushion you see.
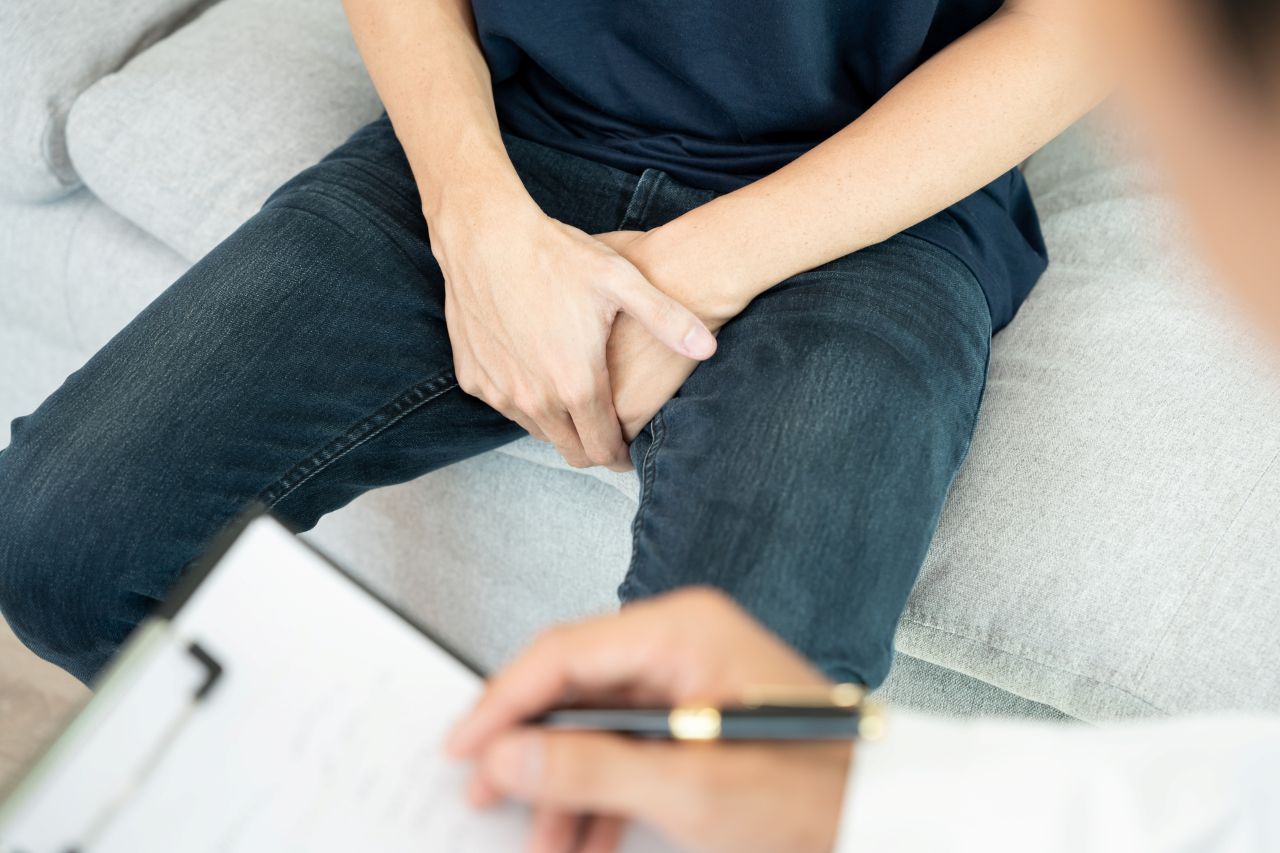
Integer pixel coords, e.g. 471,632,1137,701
0,0,214,201
0,193,189,427
0,192,187,356
899,112,1280,720
65,0,383,262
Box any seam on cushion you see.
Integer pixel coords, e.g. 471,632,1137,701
50,1,221,191
898,614,1169,716
1129,444,1280,694
40,98,78,190
260,370,458,509
59,195,96,349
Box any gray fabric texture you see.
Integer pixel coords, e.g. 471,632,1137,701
0,0,215,201
3,1,1279,722
65,0,383,262
0,191,188,418
900,113,1280,720
874,654,1072,721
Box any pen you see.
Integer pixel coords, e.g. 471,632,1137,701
531,683,885,742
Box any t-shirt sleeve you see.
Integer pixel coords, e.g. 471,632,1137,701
834,709,1280,852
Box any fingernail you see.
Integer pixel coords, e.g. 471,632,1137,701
486,732,543,796
682,325,716,359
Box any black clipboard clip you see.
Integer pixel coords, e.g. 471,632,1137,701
66,641,223,853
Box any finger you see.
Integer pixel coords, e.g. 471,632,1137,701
446,589,773,758
535,405,592,469
452,343,550,442
578,815,627,853
479,729,691,825
564,370,628,469
447,607,672,757
605,455,635,474
495,402,550,443
528,807,581,853
606,269,717,361
466,769,503,808
481,392,550,444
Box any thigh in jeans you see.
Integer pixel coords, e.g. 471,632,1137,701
624,234,993,686
0,116,631,683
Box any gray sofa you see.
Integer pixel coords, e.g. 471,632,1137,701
4,0,1280,722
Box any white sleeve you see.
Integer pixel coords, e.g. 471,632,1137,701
834,709,1280,853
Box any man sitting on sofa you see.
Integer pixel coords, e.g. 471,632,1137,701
0,0,1105,686
447,0,1280,849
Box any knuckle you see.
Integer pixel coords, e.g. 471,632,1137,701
511,399,542,424
554,375,596,410
597,251,633,281
516,390,555,421
648,295,673,323
454,367,478,397
585,447,616,468
562,387,596,412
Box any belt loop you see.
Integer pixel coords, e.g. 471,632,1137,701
619,168,662,230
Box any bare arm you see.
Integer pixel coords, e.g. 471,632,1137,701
342,0,716,470
342,0,521,238
630,0,1115,323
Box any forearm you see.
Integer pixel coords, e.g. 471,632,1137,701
342,0,533,237
645,0,1113,321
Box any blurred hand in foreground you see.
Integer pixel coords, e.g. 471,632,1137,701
447,588,853,853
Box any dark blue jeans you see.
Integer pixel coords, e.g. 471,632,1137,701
0,115,991,686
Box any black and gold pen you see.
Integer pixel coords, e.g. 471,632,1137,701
532,684,884,742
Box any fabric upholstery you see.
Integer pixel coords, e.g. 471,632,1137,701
65,0,383,262
0,192,188,419
0,0,215,201
901,114,1280,719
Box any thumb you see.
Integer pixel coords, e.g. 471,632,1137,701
607,270,717,360
478,728,691,822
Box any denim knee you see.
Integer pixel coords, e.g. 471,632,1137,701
0,419,134,684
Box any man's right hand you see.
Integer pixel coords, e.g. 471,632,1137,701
428,198,717,471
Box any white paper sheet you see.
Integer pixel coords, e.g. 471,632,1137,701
0,517,674,852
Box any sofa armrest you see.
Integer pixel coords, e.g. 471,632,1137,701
0,0,218,201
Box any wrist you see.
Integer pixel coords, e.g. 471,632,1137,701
630,220,763,329
423,171,541,260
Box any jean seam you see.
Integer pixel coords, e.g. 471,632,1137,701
621,409,668,598
264,183,431,277
320,156,421,221
259,370,458,509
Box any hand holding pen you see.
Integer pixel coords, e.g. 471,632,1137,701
447,588,866,853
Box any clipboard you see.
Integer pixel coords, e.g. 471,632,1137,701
0,507,535,853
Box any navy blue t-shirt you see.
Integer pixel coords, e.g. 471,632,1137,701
471,1,1047,329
